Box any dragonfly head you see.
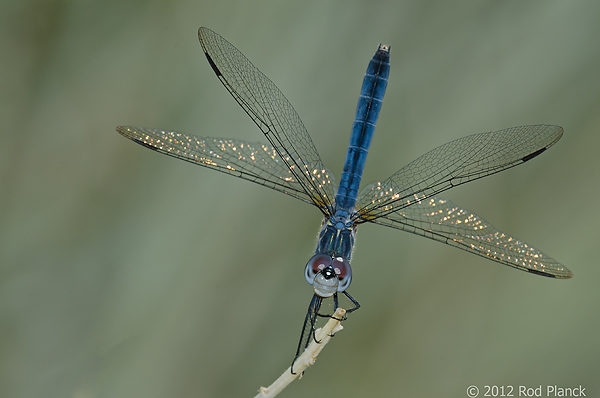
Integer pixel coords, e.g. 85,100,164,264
304,254,352,296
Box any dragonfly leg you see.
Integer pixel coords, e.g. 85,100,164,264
324,293,343,338
291,291,360,374
318,292,358,338
315,293,342,319
343,290,361,313
291,294,322,374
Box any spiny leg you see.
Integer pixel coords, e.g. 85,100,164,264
291,294,322,374
343,290,360,313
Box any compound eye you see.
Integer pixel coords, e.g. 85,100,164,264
332,257,352,291
305,254,332,285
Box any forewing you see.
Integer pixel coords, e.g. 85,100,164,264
354,125,562,222
117,126,335,205
369,195,572,278
198,27,336,215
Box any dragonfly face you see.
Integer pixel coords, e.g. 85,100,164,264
304,216,356,296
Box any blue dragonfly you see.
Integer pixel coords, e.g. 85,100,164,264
117,27,572,370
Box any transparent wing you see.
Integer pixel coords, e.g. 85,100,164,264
198,27,336,215
117,126,336,205
354,125,562,222
369,195,572,278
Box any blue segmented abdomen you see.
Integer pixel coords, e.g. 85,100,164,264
335,44,390,213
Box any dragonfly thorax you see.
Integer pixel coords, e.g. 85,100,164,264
315,215,356,260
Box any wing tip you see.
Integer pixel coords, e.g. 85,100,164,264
521,147,547,162
527,267,573,279
116,125,132,138
197,27,223,76
115,126,159,151
197,26,210,41
520,124,564,162
204,52,222,76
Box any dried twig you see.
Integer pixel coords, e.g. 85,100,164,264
253,308,346,398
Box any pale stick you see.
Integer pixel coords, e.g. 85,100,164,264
253,308,346,398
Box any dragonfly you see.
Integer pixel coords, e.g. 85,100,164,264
117,27,572,372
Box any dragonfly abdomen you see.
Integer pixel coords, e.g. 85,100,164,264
335,44,390,212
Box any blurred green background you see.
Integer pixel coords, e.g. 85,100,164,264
2,1,598,397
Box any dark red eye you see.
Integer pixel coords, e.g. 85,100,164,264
332,257,352,291
305,254,332,284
